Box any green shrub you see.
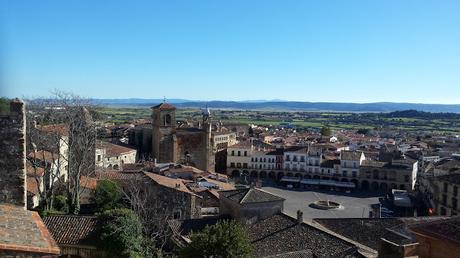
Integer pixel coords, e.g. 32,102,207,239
180,220,252,258
98,208,144,258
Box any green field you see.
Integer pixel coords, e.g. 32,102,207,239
96,107,460,134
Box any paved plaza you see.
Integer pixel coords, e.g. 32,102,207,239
261,186,383,222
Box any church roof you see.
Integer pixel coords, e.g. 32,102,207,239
152,102,176,110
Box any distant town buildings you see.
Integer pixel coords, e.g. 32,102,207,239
227,142,418,192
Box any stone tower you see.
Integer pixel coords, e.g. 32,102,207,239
202,106,213,171
152,102,177,163
0,99,27,208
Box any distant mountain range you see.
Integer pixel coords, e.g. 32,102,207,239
92,99,460,113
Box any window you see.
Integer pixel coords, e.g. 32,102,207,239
231,150,235,156
237,163,241,168
442,194,447,206
353,162,357,168
243,163,248,168
454,186,458,196
444,182,448,193
97,155,101,162
352,171,357,177
315,160,319,166
342,170,348,177
300,156,305,162
293,156,297,162
255,157,258,162
244,151,247,156
286,155,290,161
238,151,241,156
452,198,457,210
344,161,347,167
230,162,235,168
264,158,266,162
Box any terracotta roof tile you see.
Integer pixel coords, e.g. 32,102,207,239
152,102,176,110
43,215,99,246
97,141,136,156
144,172,196,195
37,123,69,136
28,150,59,164
0,204,60,255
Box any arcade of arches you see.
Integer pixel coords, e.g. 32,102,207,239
230,169,407,192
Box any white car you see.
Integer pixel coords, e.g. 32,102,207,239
287,184,293,189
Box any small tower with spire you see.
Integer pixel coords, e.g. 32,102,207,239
202,105,212,171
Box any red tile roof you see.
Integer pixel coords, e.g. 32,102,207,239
0,204,60,255
143,172,196,195
97,141,136,156
43,215,99,246
37,123,69,136
26,161,46,177
28,150,59,163
27,177,40,195
152,102,176,110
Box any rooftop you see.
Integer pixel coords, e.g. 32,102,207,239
409,216,460,245
248,213,359,257
144,172,196,195
43,215,99,246
0,204,60,255
219,187,285,204
314,217,450,251
340,151,363,161
97,141,136,156
152,102,176,110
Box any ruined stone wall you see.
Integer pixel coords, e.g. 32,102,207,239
0,99,27,208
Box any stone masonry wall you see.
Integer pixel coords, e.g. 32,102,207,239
0,99,27,208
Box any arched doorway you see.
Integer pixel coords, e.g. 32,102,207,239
232,170,241,177
361,180,370,190
260,171,267,178
250,171,258,178
371,182,379,191
269,171,276,179
277,172,285,180
351,179,359,188
295,173,302,178
380,182,388,192
391,183,397,190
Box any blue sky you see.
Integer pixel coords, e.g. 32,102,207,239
1,0,459,103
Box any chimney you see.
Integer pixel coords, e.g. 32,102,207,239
0,99,27,208
296,210,303,224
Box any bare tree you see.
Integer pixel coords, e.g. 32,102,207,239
26,90,97,213
120,172,183,252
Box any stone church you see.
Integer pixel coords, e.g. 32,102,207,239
152,102,214,172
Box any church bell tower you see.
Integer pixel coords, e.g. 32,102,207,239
152,102,177,163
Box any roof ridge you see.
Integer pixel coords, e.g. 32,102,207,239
239,188,253,204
